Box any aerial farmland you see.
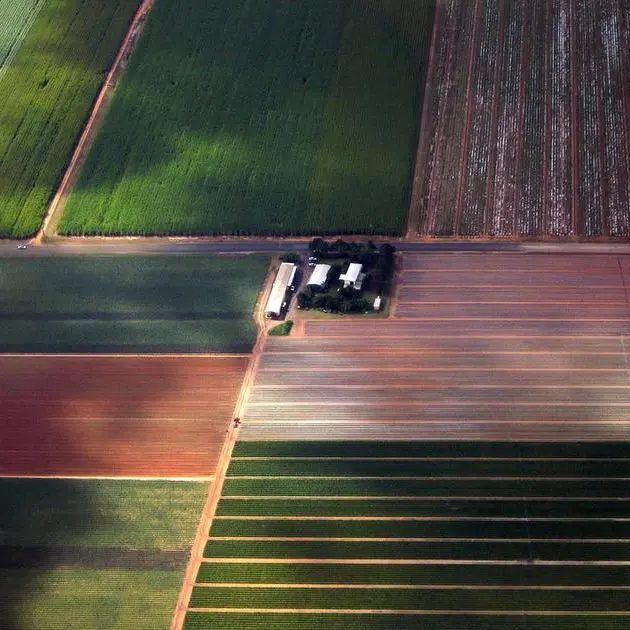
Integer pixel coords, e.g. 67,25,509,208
4,0,630,628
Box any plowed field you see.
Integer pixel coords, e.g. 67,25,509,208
411,0,630,238
0,356,248,477
243,253,630,441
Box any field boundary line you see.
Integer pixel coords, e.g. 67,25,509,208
200,558,630,566
187,608,630,616
207,536,630,543
35,0,155,242
194,583,630,591
171,259,274,629
213,516,630,522
405,0,442,237
0,474,214,481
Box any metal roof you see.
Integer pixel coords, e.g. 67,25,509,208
307,264,331,287
339,263,363,284
265,263,296,316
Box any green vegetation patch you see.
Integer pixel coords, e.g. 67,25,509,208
2,569,185,630
60,0,436,236
221,477,630,498
269,321,293,336
0,255,268,352
190,585,630,611
227,458,630,478
209,518,630,540
184,613,630,630
203,539,630,561
231,441,630,458
216,498,630,519
0,479,208,629
0,0,139,237
196,561,630,586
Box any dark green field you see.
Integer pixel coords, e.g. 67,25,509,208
0,254,268,352
0,0,138,238
60,0,435,236
0,479,207,630
185,440,630,629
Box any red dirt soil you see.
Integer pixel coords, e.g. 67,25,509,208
0,356,248,477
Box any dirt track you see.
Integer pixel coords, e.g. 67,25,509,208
0,355,247,476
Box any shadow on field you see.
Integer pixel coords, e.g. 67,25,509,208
61,0,435,236
0,357,184,629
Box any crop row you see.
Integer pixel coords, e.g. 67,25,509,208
203,539,630,562
414,0,630,238
190,585,630,610
184,613,630,630
0,0,138,237
230,441,630,459
197,561,630,586
60,0,436,237
209,518,630,540
216,498,630,518
221,478,630,498
227,459,630,477
0,0,43,78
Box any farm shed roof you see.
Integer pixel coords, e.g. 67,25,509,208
339,263,363,284
307,264,331,287
265,263,296,316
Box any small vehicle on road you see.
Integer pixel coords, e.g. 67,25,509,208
17,244,27,250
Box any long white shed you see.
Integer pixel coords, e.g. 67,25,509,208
265,262,296,318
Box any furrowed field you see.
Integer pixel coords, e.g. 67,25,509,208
0,479,207,629
0,254,268,352
184,441,630,629
0,0,139,238
60,0,435,237
412,0,630,238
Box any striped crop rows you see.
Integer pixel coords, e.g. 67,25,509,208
413,0,630,238
184,441,630,629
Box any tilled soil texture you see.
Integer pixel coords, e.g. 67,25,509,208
0,355,248,476
411,0,630,238
243,253,630,441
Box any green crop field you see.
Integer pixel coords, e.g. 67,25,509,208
60,0,436,237
0,0,138,238
185,441,630,628
0,254,268,352
0,0,44,79
0,479,207,629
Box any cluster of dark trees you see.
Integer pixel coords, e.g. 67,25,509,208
295,238,395,314
297,290,370,313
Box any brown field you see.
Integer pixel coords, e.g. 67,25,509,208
0,355,248,477
243,253,630,441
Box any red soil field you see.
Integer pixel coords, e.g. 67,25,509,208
0,355,248,477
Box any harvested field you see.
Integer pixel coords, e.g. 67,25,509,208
243,253,630,441
411,0,630,238
0,355,247,477
183,440,630,628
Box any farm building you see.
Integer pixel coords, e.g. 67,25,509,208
307,264,331,291
265,262,296,318
339,263,365,290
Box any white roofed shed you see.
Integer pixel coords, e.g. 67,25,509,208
339,263,363,288
265,262,296,318
307,264,331,289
